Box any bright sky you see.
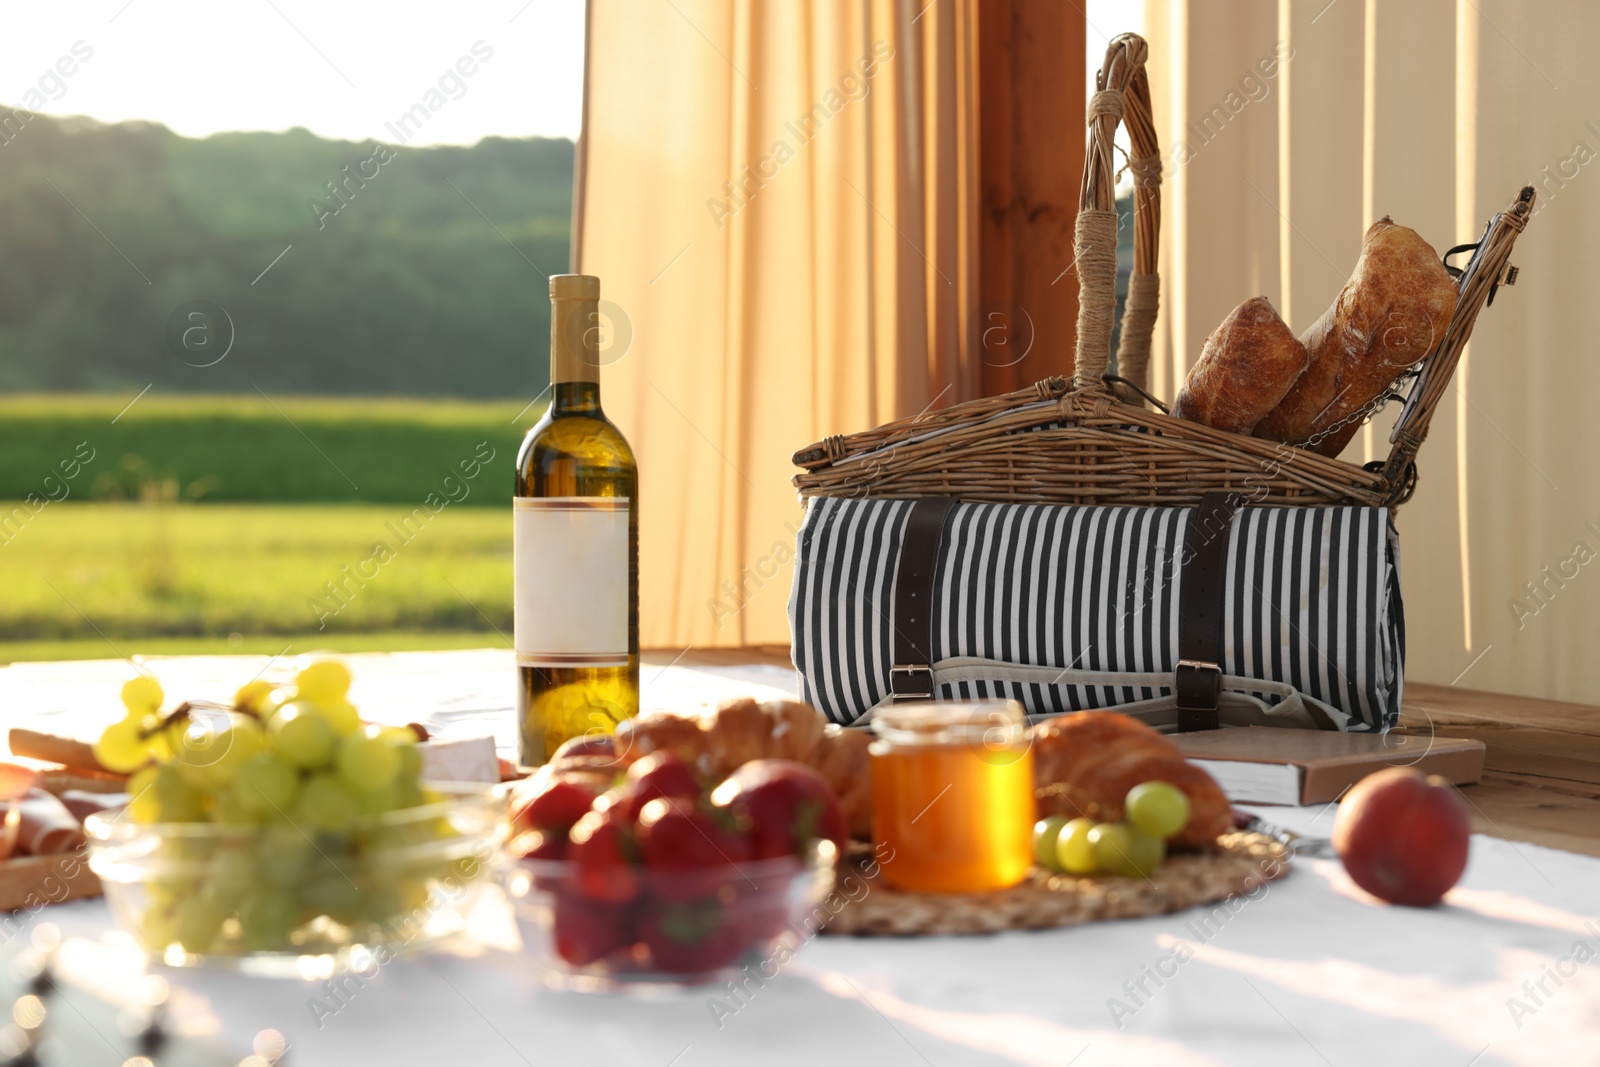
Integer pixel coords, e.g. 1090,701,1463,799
1084,0,1147,95
1085,0,1147,192
0,0,586,145
1,1,1137,146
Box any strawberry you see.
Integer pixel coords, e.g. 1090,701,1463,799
596,753,702,824
550,733,617,763
735,867,800,946
625,752,701,808
508,827,566,862
709,760,846,860
552,891,634,967
567,808,641,904
511,775,600,835
635,797,752,902
510,827,569,891
638,895,747,975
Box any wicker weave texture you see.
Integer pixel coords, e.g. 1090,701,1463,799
793,34,1532,512
822,831,1290,937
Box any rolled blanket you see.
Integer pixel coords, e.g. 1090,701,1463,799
790,497,1404,731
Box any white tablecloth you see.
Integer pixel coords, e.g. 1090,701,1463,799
5,651,1599,1066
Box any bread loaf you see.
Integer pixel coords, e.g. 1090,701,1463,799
1171,297,1310,434
1254,217,1458,455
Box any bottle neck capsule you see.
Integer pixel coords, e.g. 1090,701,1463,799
550,381,601,415
547,274,604,416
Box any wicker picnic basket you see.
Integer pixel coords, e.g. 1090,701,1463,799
792,34,1532,510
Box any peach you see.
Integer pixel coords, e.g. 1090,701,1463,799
1333,766,1470,907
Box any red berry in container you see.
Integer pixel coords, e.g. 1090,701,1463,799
734,867,799,946
635,797,751,902
599,752,702,824
508,828,567,862
511,775,600,835
550,733,617,763
567,809,641,904
638,895,746,975
709,759,846,860
552,891,635,967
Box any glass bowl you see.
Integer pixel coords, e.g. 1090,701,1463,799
500,840,838,994
85,782,503,977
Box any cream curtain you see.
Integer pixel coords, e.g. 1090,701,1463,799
1144,0,1600,702
576,0,981,650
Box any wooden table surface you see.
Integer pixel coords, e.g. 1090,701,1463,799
1399,682,1600,858
711,647,1600,859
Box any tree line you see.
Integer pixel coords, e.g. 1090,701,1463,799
0,113,573,397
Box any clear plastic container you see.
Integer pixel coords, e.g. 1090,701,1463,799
500,841,837,995
85,783,502,977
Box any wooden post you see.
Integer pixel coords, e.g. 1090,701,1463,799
976,2,1086,395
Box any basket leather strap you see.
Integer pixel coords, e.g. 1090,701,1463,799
890,496,959,701
1175,491,1242,731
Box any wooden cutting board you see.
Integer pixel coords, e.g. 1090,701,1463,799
0,852,102,913
822,831,1290,936
1171,726,1485,805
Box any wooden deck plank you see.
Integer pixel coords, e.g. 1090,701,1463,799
1404,682,1600,738
1401,681,1600,857
1450,778,1600,860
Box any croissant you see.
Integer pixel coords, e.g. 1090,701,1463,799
1031,712,1232,850
809,725,873,840
609,698,827,777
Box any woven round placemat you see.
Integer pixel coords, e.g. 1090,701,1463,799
821,831,1291,936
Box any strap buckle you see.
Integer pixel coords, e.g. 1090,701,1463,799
890,664,935,700
1173,659,1222,731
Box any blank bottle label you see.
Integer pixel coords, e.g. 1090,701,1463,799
513,496,630,667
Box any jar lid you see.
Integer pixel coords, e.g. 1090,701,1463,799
871,699,1028,748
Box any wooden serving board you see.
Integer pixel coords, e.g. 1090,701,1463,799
0,851,102,913
821,831,1290,936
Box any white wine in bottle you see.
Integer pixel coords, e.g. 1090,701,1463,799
514,274,639,766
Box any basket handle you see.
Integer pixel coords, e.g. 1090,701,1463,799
1074,34,1163,394
1380,185,1534,488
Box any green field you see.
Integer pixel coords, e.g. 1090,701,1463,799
0,395,547,662
0,630,505,665
0,502,511,662
0,394,538,505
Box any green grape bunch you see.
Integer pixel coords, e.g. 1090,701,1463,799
1031,780,1193,880
92,656,483,959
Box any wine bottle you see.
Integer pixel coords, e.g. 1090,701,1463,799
514,274,639,766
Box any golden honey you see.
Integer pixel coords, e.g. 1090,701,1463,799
870,700,1036,893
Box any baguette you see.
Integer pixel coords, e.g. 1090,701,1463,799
1255,217,1458,455
8,728,113,776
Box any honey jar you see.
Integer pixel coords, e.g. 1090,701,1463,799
869,700,1036,893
